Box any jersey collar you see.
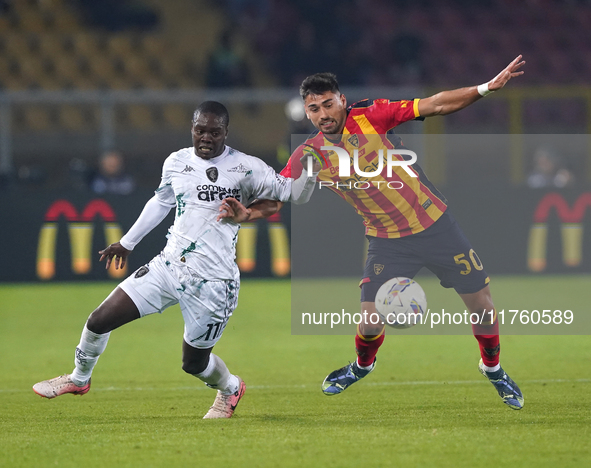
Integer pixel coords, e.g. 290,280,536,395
193,145,229,163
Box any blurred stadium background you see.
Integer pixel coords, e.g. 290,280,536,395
1,0,590,279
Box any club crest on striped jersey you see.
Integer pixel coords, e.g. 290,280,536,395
347,134,359,147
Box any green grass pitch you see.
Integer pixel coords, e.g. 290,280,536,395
1,276,590,467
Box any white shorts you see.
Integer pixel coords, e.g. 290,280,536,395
119,254,239,349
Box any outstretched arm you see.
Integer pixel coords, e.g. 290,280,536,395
418,55,525,117
217,198,283,223
99,196,173,269
219,149,319,223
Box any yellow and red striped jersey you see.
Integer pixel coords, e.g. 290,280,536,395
281,98,448,238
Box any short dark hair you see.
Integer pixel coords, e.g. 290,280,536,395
193,101,230,126
299,73,340,100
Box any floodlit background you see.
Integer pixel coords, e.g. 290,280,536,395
1,0,591,189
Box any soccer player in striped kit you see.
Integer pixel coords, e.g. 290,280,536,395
220,55,526,410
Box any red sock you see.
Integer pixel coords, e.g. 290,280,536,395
471,310,500,367
355,331,385,367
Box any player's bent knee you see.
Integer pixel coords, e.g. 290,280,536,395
460,286,495,316
86,309,113,334
85,315,100,334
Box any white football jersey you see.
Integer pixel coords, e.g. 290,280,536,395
154,145,291,280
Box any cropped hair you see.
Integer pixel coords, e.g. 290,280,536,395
299,73,340,100
193,101,230,126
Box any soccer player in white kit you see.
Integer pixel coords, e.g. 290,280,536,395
32,101,317,419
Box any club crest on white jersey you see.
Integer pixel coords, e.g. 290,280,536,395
153,145,291,281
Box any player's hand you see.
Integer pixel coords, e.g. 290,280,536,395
488,55,525,91
217,197,252,223
300,145,323,173
99,242,131,270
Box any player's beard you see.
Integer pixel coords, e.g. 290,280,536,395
319,119,340,134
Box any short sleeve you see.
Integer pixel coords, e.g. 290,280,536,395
350,98,422,132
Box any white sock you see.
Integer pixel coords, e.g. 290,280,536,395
356,358,374,370
70,324,111,386
482,363,501,373
194,354,239,395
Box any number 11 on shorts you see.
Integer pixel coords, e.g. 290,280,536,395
203,321,226,341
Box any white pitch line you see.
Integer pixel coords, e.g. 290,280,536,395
2,378,589,394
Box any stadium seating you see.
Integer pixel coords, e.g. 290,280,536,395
0,0,233,129
1,0,591,135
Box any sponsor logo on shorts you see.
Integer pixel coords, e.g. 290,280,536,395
206,167,218,182
135,265,149,278
374,264,384,275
